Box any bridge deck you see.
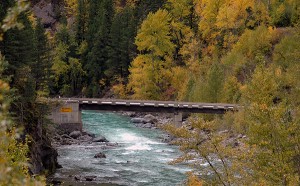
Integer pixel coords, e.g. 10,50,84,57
58,98,238,114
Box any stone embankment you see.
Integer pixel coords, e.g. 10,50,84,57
49,129,118,185
52,129,115,147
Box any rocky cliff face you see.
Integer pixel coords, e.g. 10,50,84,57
31,0,63,32
28,122,60,175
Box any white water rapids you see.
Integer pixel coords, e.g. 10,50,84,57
52,111,191,186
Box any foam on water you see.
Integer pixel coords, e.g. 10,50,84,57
54,111,190,185
125,143,152,151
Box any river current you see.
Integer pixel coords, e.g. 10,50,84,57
53,111,190,185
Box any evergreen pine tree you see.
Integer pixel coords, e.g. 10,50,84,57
107,6,136,80
31,19,52,96
84,0,114,97
76,0,88,44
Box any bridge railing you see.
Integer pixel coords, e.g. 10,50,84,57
56,98,238,111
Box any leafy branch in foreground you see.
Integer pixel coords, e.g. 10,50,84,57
0,1,45,185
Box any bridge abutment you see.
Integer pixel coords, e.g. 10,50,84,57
174,112,183,127
49,101,82,133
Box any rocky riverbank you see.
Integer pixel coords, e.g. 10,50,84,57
121,112,180,143
50,112,175,149
48,128,120,185
124,112,246,151
47,112,178,185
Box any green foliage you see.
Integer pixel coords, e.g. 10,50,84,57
83,0,114,97
221,76,242,104
0,1,45,185
273,28,300,70
76,0,88,43
135,0,165,23
222,26,274,82
0,0,298,185
240,64,300,184
168,55,300,185
0,57,45,186
52,28,86,96
163,116,252,185
0,0,29,40
32,19,52,96
107,6,136,81
203,63,224,103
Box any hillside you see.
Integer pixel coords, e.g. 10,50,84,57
0,0,300,185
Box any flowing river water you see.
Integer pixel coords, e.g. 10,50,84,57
52,111,191,185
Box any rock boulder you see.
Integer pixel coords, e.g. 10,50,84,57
69,131,81,139
85,175,97,181
143,114,158,124
92,136,109,143
131,118,144,123
94,152,106,158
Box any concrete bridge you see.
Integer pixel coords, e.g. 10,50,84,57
49,98,238,131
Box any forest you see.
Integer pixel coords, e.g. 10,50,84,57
0,0,299,185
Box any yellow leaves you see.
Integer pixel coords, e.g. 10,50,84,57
0,0,29,41
216,0,254,29
64,0,78,16
221,76,241,103
0,127,45,185
135,9,175,57
259,103,268,111
275,67,282,77
234,26,272,58
112,78,128,99
114,0,138,12
129,9,177,99
196,0,270,54
242,64,278,105
52,43,69,78
112,83,127,99
127,55,149,99
27,12,37,28
170,67,189,100
164,124,192,138
186,173,203,186
128,54,172,99
0,80,9,92
179,33,201,72
197,0,224,34
167,0,193,20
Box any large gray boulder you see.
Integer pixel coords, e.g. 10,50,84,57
131,118,144,123
32,0,56,27
142,123,152,128
82,131,96,138
143,114,158,124
94,152,106,158
69,131,81,139
85,175,97,181
92,136,109,143
78,135,93,142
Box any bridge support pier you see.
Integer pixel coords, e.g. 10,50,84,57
174,112,183,127
49,101,82,133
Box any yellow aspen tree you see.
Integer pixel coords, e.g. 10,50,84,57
128,9,175,100
240,64,300,184
165,0,200,100
195,0,226,55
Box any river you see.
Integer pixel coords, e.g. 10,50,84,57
52,111,190,186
